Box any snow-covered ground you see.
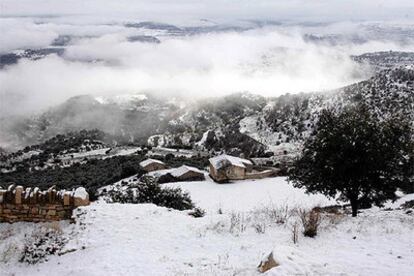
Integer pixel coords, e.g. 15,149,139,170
166,177,336,212
60,148,110,159
1,177,413,276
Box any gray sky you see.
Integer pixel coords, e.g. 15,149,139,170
1,0,413,23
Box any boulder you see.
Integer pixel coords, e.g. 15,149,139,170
258,252,279,273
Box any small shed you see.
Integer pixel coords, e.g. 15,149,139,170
139,158,167,172
209,154,253,183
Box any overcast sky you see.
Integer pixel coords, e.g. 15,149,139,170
1,0,414,23
1,0,414,119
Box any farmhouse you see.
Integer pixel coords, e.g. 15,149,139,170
139,159,167,172
209,154,253,182
171,165,205,181
150,165,206,183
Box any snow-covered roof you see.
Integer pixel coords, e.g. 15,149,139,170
147,169,174,178
139,158,165,167
147,165,205,178
209,154,253,170
171,165,205,178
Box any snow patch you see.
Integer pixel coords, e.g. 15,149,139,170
209,154,252,170
74,187,88,200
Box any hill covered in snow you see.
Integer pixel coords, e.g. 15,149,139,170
0,53,413,159
1,177,413,275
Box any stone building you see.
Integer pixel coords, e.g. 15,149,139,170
170,165,205,181
139,158,167,172
209,154,253,183
151,165,206,184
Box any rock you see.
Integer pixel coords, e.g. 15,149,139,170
258,252,279,273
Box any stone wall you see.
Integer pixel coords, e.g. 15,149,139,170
245,169,278,179
0,185,89,223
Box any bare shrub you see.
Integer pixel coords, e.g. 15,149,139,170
253,223,266,234
291,221,299,244
205,221,227,234
229,212,248,234
253,205,291,225
299,208,321,238
20,227,68,264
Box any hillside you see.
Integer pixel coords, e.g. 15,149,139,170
1,177,413,275
253,65,414,147
1,53,413,159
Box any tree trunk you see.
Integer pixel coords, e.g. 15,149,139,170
350,196,358,217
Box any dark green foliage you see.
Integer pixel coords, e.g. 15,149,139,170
162,155,209,170
265,93,316,143
193,93,266,128
157,173,178,184
0,155,146,199
401,200,414,209
157,185,194,210
105,176,194,210
0,129,107,170
289,104,414,217
25,129,106,155
203,129,267,158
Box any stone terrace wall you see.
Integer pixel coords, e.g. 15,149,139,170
0,185,89,223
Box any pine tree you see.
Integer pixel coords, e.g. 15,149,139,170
289,104,414,217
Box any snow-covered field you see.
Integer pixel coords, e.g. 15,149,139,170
1,177,413,276
166,177,336,212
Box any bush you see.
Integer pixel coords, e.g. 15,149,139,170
103,176,194,210
401,200,414,209
0,155,147,198
157,186,194,210
20,228,68,264
289,105,414,217
299,209,321,238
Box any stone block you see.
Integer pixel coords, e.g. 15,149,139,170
15,186,23,204
63,193,70,206
47,210,56,216
31,207,39,214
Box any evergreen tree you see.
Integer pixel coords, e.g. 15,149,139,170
289,104,414,217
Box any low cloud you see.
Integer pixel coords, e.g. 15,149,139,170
1,1,414,117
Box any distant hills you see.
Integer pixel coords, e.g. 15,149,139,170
1,51,413,158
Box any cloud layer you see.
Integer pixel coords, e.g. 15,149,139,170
1,1,414,117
